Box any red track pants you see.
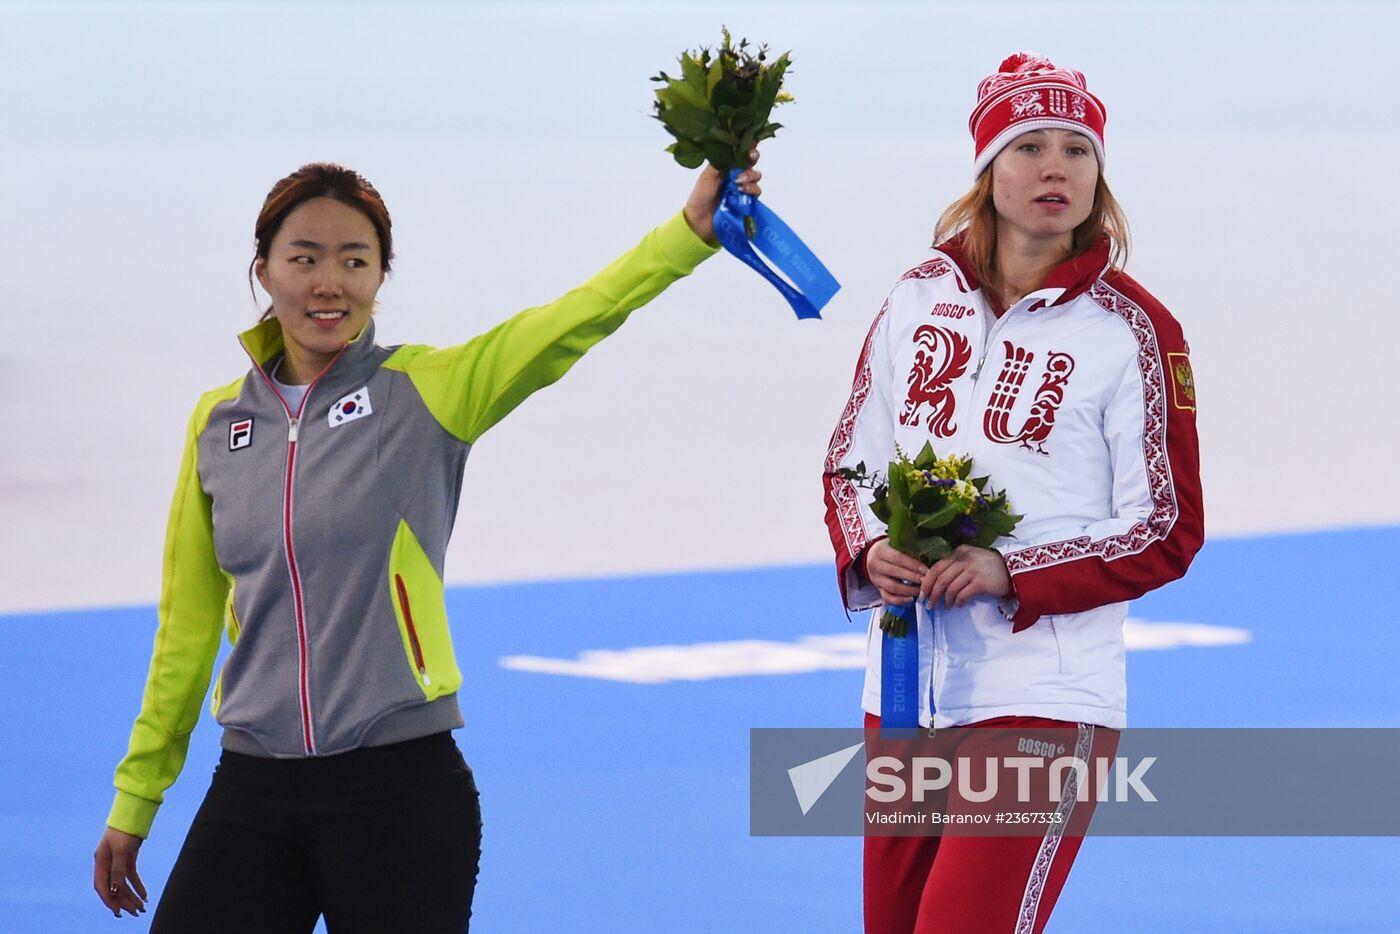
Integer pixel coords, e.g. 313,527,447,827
862,712,1119,934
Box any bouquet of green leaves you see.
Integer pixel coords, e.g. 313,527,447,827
649,29,839,320
839,443,1023,637
651,27,792,181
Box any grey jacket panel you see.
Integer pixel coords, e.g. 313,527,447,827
201,322,470,757
377,367,471,579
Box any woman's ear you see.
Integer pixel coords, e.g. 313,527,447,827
253,256,269,291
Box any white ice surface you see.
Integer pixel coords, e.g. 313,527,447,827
1,1,1397,612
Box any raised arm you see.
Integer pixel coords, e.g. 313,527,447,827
384,161,762,444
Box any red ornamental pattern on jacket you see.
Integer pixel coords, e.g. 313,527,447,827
899,258,954,283
1002,280,1175,573
899,324,972,437
983,342,1076,455
824,299,890,564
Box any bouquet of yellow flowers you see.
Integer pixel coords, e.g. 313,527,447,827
839,443,1022,637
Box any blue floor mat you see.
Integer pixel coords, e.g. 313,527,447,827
3,526,1398,932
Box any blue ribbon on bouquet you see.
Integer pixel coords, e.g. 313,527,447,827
880,601,935,729
712,169,840,319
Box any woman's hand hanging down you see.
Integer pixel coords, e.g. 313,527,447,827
94,826,147,918
682,149,762,245
865,540,1012,609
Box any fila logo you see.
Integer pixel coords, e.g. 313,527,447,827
229,418,253,451
328,386,373,428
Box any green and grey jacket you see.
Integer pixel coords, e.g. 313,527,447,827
108,213,716,838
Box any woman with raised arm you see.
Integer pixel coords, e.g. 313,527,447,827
823,53,1203,933
94,155,759,932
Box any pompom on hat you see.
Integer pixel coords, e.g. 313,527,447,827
968,52,1106,178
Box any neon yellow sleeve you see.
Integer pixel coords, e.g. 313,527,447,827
384,211,718,443
107,385,238,838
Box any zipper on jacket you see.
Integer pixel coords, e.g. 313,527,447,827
975,301,1013,376
394,573,431,686
970,296,1035,400
242,343,349,757
280,425,315,754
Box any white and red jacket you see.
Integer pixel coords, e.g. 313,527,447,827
823,237,1203,730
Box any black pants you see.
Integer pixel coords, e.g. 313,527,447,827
150,732,481,934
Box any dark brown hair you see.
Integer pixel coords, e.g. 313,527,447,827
249,162,394,317
932,168,1129,292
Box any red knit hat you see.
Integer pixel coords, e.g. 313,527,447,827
969,52,1107,178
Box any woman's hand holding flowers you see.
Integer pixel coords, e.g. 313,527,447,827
920,545,1011,608
682,151,761,245
865,538,929,607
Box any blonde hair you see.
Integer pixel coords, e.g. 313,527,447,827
932,170,1130,291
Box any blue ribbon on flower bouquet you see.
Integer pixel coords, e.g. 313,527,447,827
712,169,840,319
880,601,933,729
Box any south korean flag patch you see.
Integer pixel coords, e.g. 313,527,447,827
328,386,373,428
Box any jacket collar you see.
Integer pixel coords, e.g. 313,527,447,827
238,316,380,379
936,233,1111,311
1034,236,1111,309
933,233,982,293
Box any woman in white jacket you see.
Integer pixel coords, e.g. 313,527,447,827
822,53,1203,934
